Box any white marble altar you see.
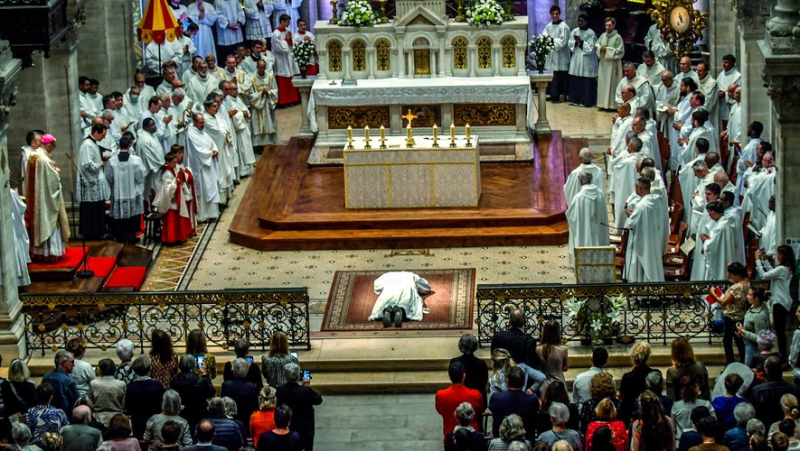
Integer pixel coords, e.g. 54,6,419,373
310,76,533,146
343,136,481,208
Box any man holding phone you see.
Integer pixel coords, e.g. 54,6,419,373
276,362,323,451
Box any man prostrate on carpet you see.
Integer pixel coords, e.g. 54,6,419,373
272,14,300,108
368,271,432,328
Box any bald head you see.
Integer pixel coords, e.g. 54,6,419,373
641,166,656,181
661,70,674,87
73,405,92,424
705,152,720,168
714,172,729,188
579,147,593,164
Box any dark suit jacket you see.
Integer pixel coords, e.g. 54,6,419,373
450,353,489,405
488,389,539,441
491,327,539,368
276,382,323,449
124,377,165,439
220,378,260,434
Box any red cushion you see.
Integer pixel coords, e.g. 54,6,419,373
105,266,147,290
78,257,117,279
28,247,87,270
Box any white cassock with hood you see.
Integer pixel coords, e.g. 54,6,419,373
566,184,609,266
624,193,666,282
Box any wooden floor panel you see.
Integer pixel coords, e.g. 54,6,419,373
229,133,584,250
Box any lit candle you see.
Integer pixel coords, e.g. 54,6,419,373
364,125,370,143
465,124,471,141
406,123,412,144
432,124,438,142
450,123,456,142
380,125,386,144
347,125,353,144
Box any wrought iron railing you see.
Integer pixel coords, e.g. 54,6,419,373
21,289,311,357
476,281,750,347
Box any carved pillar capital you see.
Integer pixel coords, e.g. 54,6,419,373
760,48,800,121
766,0,800,53
0,40,22,122
732,0,772,39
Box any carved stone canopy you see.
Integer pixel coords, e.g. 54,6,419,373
760,40,800,121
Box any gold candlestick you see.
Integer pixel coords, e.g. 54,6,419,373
379,125,386,149
364,125,371,149
347,125,354,149
377,0,389,23
450,123,456,147
329,0,339,24
465,123,472,147
455,0,465,21
406,124,414,147
432,124,439,147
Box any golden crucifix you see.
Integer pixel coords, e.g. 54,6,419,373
401,109,418,127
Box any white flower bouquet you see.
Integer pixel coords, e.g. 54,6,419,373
528,34,555,62
564,294,627,344
338,0,377,29
292,40,316,66
465,0,505,28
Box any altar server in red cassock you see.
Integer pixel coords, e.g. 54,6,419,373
154,149,197,244
272,14,300,107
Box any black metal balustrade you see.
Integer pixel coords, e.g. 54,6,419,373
475,281,752,347
21,288,311,357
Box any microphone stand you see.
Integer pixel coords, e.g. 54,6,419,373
67,151,94,278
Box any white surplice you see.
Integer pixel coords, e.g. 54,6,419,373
368,272,432,322
645,24,677,74
698,75,720,132
187,2,218,60
596,30,624,109
76,137,110,202
186,73,219,105
249,72,279,146
243,0,274,41
637,60,666,91
543,21,571,71
568,27,597,77
716,67,741,121
735,138,760,198
624,193,666,282
615,75,653,113
742,168,776,229
186,124,220,221
201,111,235,202
566,184,610,265
704,214,739,281
224,95,256,177
106,154,146,220
137,129,165,200
760,211,777,258
610,151,641,231
271,27,299,77
9,189,31,287
563,163,604,207
214,0,245,46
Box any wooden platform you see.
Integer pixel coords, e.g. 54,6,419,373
229,133,583,251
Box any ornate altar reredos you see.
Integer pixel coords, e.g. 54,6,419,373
314,0,529,79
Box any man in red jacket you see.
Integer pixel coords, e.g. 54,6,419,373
435,361,485,441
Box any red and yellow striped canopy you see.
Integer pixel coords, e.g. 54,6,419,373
137,0,181,44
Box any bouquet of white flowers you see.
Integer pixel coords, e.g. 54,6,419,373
339,0,377,30
564,294,627,345
292,40,316,66
465,0,505,28
528,34,555,63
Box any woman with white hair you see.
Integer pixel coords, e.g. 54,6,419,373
114,339,136,384
143,389,193,447
538,402,583,451
722,402,756,450
12,422,40,451
489,414,531,451
444,402,486,451
749,330,781,371
221,358,260,432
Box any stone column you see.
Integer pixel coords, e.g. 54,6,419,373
733,0,774,140
761,52,800,248
317,47,329,79
343,47,352,80
0,40,26,359
468,45,477,77
437,30,446,76
767,0,800,53
708,0,736,74
367,46,376,79
516,43,526,76
292,76,316,139
77,0,135,93
396,29,406,78
492,43,501,76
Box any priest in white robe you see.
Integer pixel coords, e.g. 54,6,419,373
567,14,598,108
632,114,659,172
645,23,677,74
173,24,198,78
222,55,252,98
542,6,571,102
675,56,700,87
249,59,279,147
138,118,166,204
244,0,274,43
119,86,144,132
608,103,634,163
206,55,227,81
156,67,180,97
615,64,654,114
76,124,111,239
655,71,679,148
566,171,609,266
187,0,218,61
742,153,777,230
168,0,189,22
201,95,235,204
144,41,181,75
716,55,742,126
187,63,219,107
735,122,763,200
610,137,644,230
368,271,432,326
19,130,43,197
186,113,221,222
28,135,70,261
696,62,720,132
669,78,698,170
681,109,717,168
241,40,275,75
563,147,604,207
641,165,669,250
637,50,666,91
106,144,146,244
213,89,240,184
677,137,709,212
624,177,666,282
215,0,245,56
167,88,191,147
272,14,300,107
223,81,256,177
687,160,716,237
596,18,624,110
760,196,777,258
183,55,203,86
723,86,743,159
703,201,739,280
10,189,31,287
78,77,99,132
721,191,746,265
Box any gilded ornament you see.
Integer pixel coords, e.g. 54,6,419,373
648,0,709,58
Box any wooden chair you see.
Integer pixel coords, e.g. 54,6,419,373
729,154,740,186
668,204,685,236
664,249,692,281
668,222,689,250
614,229,630,278
670,167,684,207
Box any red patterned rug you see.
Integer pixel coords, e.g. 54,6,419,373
321,269,476,331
